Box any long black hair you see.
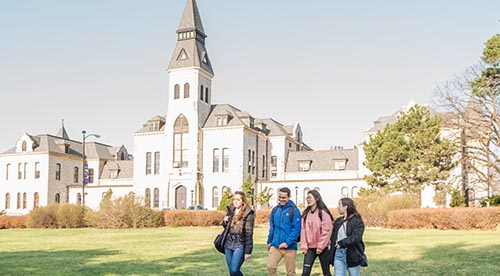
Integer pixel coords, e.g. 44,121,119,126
302,190,333,221
339,197,362,223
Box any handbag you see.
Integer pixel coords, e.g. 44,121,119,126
213,215,232,254
360,252,368,267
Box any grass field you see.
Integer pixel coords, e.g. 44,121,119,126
0,226,499,276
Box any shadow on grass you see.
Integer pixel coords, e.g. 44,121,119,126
0,249,170,276
363,243,500,276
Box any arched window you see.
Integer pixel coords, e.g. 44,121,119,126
55,193,61,204
212,186,219,208
5,193,10,209
5,163,10,180
154,152,160,175
145,188,151,207
22,141,27,152
303,188,310,204
205,87,209,103
351,186,359,198
120,152,125,160
184,83,190,98
22,192,27,209
146,152,152,175
173,115,189,168
174,84,180,99
200,85,204,101
17,193,21,209
77,193,82,205
154,188,160,208
341,186,349,198
33,192,39,208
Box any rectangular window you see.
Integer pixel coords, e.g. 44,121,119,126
17,193,21,209
334,161,346,170
23,163,27,179
55,163,61,180
222,148,229,172
34,162,40,179
154,152,160,174
89,168,94,184
74,167,79,183
247,150,251,173
262,155,266,178
298,161,311,172
146,152,152,175
251,151,255,175
173,134,181,167
271,156,277,168
213,148,220,172
18,163,22,179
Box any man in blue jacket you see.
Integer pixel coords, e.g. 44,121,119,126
267,187,302,276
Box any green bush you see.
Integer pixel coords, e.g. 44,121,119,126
450,189,466,207
27,204,60,228
481,194,500,207
57,204,88,228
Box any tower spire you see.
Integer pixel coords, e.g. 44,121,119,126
168,0,214,75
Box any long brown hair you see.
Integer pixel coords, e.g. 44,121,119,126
339,197,362,223
232,191,250,222
302,190,333,221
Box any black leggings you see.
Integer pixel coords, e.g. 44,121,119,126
302,247,332,276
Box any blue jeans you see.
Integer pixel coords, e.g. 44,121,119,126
334,248,361,276
225,247,245,276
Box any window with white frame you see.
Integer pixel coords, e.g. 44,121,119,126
213,148,220,172
334,160,346,170
146,152,152,175
298,161,311,172
173,115,189,168
154,151,160,174
222,148,229,172
341,186,349,198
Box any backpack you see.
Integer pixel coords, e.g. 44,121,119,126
271,205,303,242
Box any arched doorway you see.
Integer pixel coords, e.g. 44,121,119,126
175,185,187,209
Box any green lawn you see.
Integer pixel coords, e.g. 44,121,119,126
0,226,499,276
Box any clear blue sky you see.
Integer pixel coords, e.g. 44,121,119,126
1,0,499,152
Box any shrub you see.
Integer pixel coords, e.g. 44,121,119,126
57,204,88,228
217,188,233,211
355,190,420,228
26,204,60,228
481,194,500,207
87,193,162,229
0,215,27,229
255,209,271,225
450,189,466,207
163,210,224,227
387,207,500,230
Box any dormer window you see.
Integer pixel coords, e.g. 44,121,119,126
110,170,119,179
298,160,312,172
21,141,27,152
334,160,347,170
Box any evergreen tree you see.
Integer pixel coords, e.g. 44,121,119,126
217,188,233,211
363,105,456,193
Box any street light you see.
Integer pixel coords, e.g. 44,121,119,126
82,130,100,206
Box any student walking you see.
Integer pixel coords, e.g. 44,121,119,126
300,190,334,276
223,191,255,276
330,197,366,276
267,187,302,276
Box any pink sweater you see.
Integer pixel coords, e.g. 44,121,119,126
300,209,333,253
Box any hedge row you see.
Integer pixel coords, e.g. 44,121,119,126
387,207,500,230
2,206,499,230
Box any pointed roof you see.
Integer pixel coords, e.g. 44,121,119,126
178,0,205,34
57,122,70,140
168,0,214,75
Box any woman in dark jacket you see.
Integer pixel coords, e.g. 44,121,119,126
222,191,255,276
330,197,365,276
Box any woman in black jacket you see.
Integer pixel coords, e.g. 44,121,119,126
330,197,365,276
222,191,255,276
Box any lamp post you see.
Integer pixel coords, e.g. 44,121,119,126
82,130,100,206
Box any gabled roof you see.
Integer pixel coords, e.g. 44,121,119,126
100,160,134,179
135,115,166,134
286,149,359,172
203,104,246,128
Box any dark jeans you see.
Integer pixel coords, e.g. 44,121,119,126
302,248,332,276
225,247,245,276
